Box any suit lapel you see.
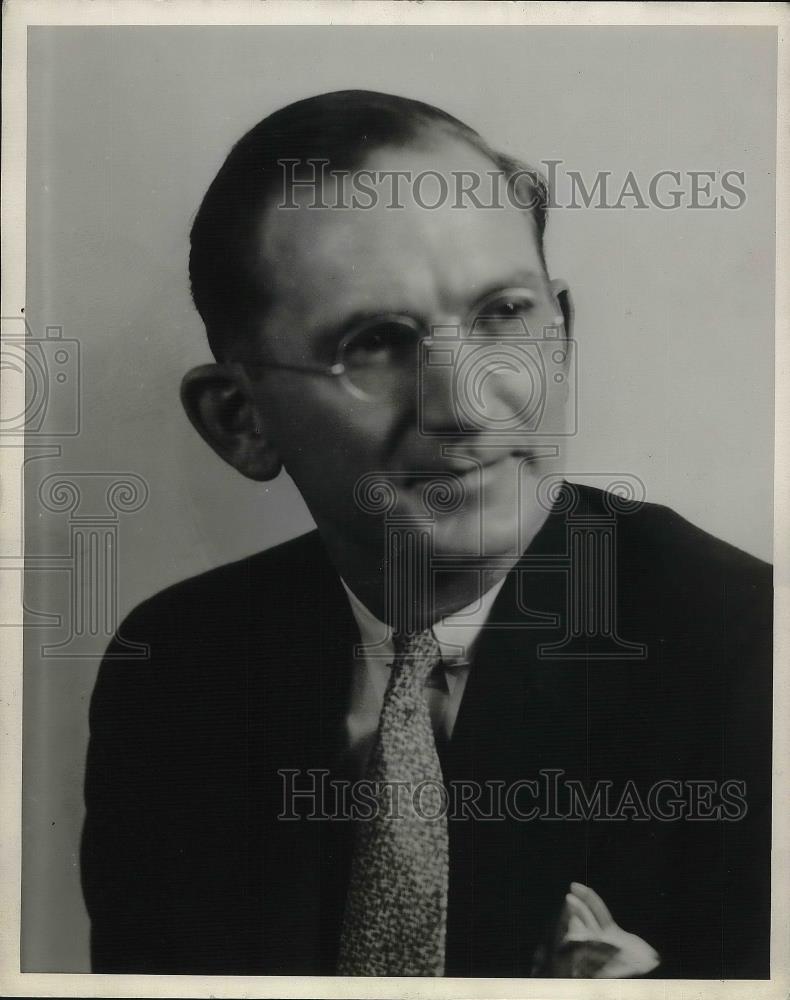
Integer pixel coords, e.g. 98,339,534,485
246,535,359,973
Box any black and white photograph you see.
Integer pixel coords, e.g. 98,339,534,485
2,2,787,996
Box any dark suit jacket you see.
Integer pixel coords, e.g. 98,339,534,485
81,483,772,977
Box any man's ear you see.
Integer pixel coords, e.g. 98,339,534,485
180,363,282,482
550,278,574,338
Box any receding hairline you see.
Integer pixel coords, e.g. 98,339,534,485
188,91,549,360
256,127,543,252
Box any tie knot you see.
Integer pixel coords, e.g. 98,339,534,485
393,627,441,658
392,628,442,688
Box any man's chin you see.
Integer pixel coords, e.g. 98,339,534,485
393,463,556,560
429,507,526,559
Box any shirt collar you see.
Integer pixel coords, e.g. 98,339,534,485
340,574,507,667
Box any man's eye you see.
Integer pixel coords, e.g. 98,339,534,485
486,295,535,319
473,294,535,336
343,322,418,367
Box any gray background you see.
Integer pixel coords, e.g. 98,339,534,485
22,26,776,970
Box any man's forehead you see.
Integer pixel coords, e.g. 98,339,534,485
254,137,544,329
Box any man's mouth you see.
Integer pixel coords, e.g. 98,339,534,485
400,448,536,490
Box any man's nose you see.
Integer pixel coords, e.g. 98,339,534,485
416,331,528,435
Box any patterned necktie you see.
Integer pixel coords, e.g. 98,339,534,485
337,628,449,976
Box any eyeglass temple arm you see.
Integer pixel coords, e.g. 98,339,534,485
239,360,345,378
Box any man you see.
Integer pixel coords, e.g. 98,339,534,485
81,91,772,978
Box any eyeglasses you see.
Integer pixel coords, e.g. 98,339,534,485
240,286,560,402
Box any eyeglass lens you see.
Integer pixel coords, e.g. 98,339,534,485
339,289,540,400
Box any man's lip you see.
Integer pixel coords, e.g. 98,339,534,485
399,449,534,486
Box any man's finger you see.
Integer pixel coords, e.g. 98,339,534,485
566,913,587,940
564,891,601,933
570,882,614,928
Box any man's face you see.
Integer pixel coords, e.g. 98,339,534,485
245,136,570,558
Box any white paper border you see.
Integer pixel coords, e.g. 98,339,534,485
2,2,787,998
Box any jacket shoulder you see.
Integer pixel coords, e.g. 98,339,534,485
116,529,326,638
575,482,771,580
90,529,335,736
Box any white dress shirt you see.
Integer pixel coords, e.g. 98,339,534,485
339,577,507,777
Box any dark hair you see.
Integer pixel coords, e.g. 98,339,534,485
189,89,549,360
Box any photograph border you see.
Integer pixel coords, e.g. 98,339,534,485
2,2,788,998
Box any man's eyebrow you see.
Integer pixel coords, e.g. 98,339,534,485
473,270,546,302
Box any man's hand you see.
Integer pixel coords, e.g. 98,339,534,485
538,881,661,978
